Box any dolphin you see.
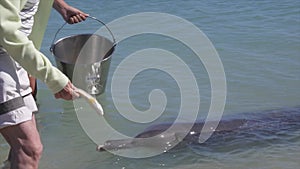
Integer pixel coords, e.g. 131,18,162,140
97,106,300,151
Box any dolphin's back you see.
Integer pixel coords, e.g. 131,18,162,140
98,106,300,151
136,118,248,139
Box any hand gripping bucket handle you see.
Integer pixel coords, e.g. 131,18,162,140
50,16,116,52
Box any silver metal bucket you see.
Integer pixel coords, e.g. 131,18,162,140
50,16,115,95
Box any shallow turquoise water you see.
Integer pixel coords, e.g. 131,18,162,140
1,0,300,168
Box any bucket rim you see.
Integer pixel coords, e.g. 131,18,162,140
52,33,114,46
52,33,115,64
52,33,115,62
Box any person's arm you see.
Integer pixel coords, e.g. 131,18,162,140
0,0,77,99
28,0,88,99
53,0,88,24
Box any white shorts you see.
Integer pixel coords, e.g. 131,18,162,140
0,47,38,129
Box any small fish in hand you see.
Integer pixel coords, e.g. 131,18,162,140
75,88,104,116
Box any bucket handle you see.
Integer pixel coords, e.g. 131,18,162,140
50,16,116,52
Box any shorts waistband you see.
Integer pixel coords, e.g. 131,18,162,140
0,97,26,115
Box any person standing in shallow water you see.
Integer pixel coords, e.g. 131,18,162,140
0,0,88,168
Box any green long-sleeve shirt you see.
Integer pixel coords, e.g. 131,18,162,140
0,0,69,93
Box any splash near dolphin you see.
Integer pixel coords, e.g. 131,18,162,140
97,106,300,152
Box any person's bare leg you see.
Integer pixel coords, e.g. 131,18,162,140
7,114,38,162
0,115,43,169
